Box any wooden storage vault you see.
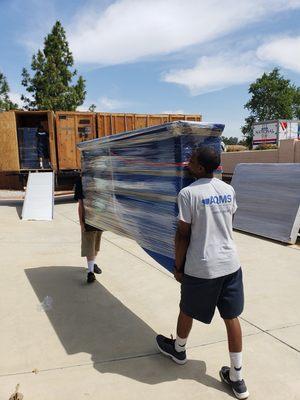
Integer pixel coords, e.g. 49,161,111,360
0,111,202,176
0,110,56,172
56,112,96,170
0,111,19,172
97,113,201,137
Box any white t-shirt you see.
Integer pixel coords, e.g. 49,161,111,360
177,178,240,279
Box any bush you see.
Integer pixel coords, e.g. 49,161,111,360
254,144,278,150
226,145,248,152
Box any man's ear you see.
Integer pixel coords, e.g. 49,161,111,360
198,164,205,175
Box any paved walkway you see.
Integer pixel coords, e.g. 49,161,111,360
0,201,299,399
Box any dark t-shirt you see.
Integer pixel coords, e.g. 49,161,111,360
36,131,49,158
74,178,84,201
74,178,101,232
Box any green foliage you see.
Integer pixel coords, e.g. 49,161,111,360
0,71,19,111
237,137,248,147
88,104,97,112
241,116,256,148
242,68,300,147
21,21,86,111
292,87,300,119
222,136,239,145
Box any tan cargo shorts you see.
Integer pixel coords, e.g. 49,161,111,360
81,230,102,258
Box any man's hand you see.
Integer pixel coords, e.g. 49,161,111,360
80,222,86,232
174,269,183,283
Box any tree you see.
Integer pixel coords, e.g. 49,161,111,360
222,136,239,145
0,71,18,111
241,116,256,148
88,104,97,112
242,68,300,147
292,87,300,119
21,21,86,111
237,137,248,147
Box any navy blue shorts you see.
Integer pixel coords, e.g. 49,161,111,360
180,268,244,324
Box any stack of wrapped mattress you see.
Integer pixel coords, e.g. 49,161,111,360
77,121,224,271
232,163,300,244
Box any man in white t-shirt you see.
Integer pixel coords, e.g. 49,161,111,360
156,146,249,400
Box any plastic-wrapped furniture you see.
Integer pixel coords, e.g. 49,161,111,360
78,121,223,271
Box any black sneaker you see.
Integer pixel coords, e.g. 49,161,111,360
87,272,96,284
219,366,249,399
156,334,187,365
93,264,102,274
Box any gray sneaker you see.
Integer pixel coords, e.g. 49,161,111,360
156,335,187,365
219,366,249,399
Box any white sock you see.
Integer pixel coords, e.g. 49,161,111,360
175,335,187,352
87,260,95,273
229,352,243,381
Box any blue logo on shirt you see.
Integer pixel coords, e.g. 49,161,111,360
202,194,232,205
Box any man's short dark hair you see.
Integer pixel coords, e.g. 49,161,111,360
194,146,220,173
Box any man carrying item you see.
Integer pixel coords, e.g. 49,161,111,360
36,125,49,169
74,176,103,284
156,147,249,400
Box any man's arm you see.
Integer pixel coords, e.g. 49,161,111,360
174,220,191,282
78,199,85,230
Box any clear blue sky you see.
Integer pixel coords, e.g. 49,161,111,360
1,0,300,138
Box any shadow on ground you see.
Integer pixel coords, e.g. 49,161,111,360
0,197,75,220
25,266,229,395
0,200,23,218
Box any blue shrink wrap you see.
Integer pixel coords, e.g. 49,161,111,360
77,121,224,271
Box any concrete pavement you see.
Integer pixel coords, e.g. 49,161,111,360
0,200,299,399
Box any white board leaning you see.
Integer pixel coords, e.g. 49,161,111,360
231,163,300,244
22,172,54,221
